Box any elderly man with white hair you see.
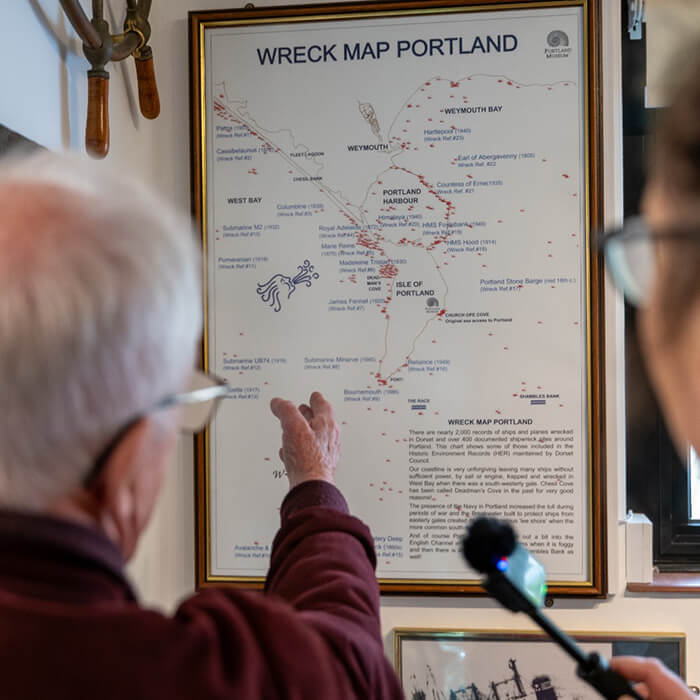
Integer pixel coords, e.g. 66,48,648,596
0,153,403,700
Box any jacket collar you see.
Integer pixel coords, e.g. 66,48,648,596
0,509,137,604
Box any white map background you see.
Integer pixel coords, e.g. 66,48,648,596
203,6,589,582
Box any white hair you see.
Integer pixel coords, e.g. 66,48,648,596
0,152,202,508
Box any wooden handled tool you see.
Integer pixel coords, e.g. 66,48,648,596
86,72,109,159
135,47,160,119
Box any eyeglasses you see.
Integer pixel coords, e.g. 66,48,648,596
154,370,230,432
83,370,230,487
600,216,700,307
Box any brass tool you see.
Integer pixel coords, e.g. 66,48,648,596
59,0,159,158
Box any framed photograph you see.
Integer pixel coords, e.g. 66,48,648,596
190,0,605,594
394,629,686,698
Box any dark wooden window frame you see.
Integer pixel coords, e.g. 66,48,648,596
621,2,700,571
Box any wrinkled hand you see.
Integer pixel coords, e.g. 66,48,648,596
611,656,696,700
269,392,340,489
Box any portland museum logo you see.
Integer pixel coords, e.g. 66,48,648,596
545,30,572,59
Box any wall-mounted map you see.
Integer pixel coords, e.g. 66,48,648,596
191,0,605,594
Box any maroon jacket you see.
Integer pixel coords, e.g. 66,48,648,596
0,481,404,700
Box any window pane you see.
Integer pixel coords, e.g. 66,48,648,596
691,447,700,521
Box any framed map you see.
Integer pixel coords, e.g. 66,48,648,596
394,629,686,699
190,0,605,594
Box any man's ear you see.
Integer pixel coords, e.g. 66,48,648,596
93,417,173,560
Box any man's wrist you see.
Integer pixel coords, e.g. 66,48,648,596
280,480,349,521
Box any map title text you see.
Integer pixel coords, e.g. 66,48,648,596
256,34,518,65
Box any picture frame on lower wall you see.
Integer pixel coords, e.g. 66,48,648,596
394,628,686,699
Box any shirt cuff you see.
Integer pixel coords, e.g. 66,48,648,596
280,480,349,521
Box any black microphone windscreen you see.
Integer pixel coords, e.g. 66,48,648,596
462,517,517,573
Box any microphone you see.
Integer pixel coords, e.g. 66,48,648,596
462,516,516,572
463,516,547,611
462,517,643,700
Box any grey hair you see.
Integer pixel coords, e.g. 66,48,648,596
0,152,202,508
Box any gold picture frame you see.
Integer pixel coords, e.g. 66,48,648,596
190,0,605,595
394,628,686,698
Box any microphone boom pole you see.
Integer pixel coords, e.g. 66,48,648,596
463,517,643,700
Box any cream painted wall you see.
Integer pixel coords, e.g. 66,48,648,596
2,0,700,689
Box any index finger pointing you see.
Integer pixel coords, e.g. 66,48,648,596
270,398,312,433
309,391,334,420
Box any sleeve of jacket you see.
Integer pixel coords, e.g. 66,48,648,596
263,479,403,699
169,480,403,700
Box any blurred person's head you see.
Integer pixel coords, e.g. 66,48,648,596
637,41,700,456
0,152,201,558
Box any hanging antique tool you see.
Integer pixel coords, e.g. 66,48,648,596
59,0,160,158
